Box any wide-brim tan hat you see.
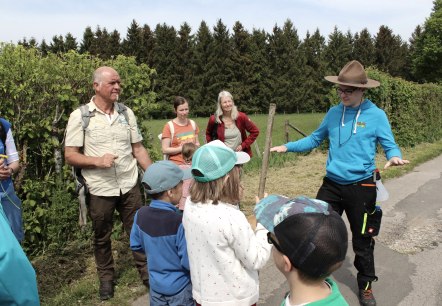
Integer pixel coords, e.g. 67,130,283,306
324,60,380,88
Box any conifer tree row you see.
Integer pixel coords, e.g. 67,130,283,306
17,1,442,117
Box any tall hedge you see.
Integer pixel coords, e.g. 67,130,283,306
0,44,156,254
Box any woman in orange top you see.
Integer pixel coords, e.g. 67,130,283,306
161,96,200,165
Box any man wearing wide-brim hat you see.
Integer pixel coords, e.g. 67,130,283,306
271,60,409,306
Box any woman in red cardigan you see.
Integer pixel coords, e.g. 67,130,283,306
205,91,259,157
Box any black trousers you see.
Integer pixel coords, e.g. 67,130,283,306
317,177,378,289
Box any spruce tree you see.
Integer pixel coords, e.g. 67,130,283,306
268,20,305,113
207,19,235,103
89,26,103,56
407,25,423,81
79,26,94,54
39,39,49,56
28,37,38,49
64,33,78,52
323,26,352,75
49,35,65,54
175,23,197,107
122,19,143,62
151,23,179,116
193,21,214,115
231,21,254,112
108,30,122,60
140,24,155,67
411,0,442,83
374,25,406,77
353,28,375,67
301,29,328,112
249,29,272,113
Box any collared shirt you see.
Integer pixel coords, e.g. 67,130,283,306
65,97,143,196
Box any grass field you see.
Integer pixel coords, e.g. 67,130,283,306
142,112,325,170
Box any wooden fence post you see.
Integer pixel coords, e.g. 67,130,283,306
258,103,276,198
285,119,289,143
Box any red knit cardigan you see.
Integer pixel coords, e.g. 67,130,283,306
205,112,259,157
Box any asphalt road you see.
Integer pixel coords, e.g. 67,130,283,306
132,154,442,306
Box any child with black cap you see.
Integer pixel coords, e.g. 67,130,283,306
130,160,194,306
255,195,349,306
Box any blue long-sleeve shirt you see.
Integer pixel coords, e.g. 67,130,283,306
130,200,191,295
285,99,402,184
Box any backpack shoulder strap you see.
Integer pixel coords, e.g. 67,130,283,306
116,102,130,124
189,119,196,132
79,104,94,130
162,121,175,160
167,120,175,141
0,119,8,146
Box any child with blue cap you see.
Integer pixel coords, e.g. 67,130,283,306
130,160,194,306
183,140,272,306
255,195,349,306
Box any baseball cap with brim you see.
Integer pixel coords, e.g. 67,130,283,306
254,195,348,278
206,140,250,164
191,140,250,182
324,60,380,88
254,195,332,233
142,160,192,194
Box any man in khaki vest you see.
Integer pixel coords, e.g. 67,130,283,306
65,66,151,300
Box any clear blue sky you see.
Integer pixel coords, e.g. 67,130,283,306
0,0,435,43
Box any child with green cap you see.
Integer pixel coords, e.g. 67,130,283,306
183,140,272,306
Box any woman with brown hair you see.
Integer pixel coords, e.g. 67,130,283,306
161,96,200,164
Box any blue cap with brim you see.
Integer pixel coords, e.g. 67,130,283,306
142,160,192,194
254,195,331,233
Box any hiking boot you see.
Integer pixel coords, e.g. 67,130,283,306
99,280,114,300
359,289,376,306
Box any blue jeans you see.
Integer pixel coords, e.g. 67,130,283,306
150,282,194,306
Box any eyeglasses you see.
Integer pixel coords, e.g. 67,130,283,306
336,87,358,95
267,232,284,253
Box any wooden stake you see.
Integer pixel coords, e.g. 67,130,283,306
258,103,276,198
285,120,289,143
